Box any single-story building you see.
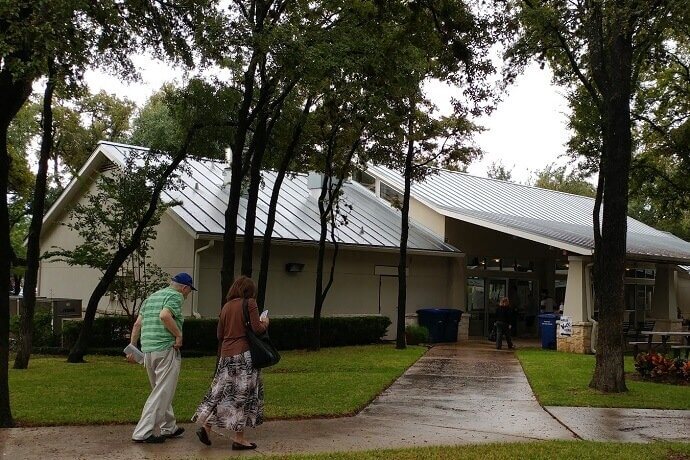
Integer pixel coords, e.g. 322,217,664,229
39,141,690,351
363,164,690,352
39,142,460,339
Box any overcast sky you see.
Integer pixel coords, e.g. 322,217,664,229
85,57,572,183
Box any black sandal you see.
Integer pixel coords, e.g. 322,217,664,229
196,427,211,446
231,442,257,450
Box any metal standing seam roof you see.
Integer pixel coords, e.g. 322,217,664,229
365,164,690,263
97,142,457,254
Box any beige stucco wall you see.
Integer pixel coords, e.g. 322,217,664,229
38,175,109,311
39,179,196,316
196,243,455,323
408,197,446,239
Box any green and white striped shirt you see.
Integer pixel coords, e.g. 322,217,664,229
139,286,184,353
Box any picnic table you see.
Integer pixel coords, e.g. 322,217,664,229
639,331,690,358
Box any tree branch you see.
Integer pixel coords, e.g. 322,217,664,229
522,0,602,109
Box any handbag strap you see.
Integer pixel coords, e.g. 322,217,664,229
242,298,252,331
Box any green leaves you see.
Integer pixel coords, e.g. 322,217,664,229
43,149,183,275
531,163,595,198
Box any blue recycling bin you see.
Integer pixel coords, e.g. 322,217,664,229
416,308,462,343
538,313,559,349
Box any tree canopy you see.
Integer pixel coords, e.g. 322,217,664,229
531,163,595,198
503,0,690,393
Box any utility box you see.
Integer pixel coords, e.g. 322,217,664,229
50,298,82,336
9,296,20,316
9,296,53,316
52,299,82,318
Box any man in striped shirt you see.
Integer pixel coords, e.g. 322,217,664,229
128,273,196,443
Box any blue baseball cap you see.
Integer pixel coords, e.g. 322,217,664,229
172,272,197,291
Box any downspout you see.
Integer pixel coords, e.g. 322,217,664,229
192,240,214,318
585,263,597,353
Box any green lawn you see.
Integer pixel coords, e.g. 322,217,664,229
516,348,690,409
257,441,690,460
9,345,425,426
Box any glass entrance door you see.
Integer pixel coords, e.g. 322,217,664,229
467,277,538,337
467,278,485,337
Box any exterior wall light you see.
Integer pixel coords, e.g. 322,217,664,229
285,262,305,273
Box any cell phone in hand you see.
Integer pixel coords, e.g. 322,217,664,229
260,310,269,320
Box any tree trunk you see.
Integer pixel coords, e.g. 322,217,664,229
15,65,55,369
310,136,358,351
240,115,268,278
256,151,293,308
257,98,312,307
0,70,34,427
220,56,259,305
311,173,330,352
0,124,14,427
256,163,286,309
68,251,132,362
68,143,191,362
396,118,415,350
589,33,632,393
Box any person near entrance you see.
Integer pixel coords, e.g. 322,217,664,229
540,289,555,312
495,297,515,350
128,273,195,443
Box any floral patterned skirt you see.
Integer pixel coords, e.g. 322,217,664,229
192,351,264,432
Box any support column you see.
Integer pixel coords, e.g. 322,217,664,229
651,264,682,335
448,257,468,341
557,255,594,354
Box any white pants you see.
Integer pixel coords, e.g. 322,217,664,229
132,347,181,440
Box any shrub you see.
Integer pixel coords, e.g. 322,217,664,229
62,316,133,349
269,315,391,349
10,312,60,348
405,324,429,345
60,314,391,354
183,318,219,352
634,352,689,383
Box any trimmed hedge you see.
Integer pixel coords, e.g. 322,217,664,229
10,312,61,348
60,315,392,354
269,316,391,349
62,316,132,349
405,324,429,345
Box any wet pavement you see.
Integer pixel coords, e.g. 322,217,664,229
546,407,690,442
1,341,687,459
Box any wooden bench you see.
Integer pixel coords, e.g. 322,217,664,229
629,341,664,356
624,320,656,353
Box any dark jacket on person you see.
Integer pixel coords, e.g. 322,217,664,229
495,305,515,324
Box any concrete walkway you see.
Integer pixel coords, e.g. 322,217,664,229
1,341,687,459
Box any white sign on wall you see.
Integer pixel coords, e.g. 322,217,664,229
559,316,573,337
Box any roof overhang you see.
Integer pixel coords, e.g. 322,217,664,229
195,233,463,258
438,208,593,256
369,173,593,256
366,167,690,264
